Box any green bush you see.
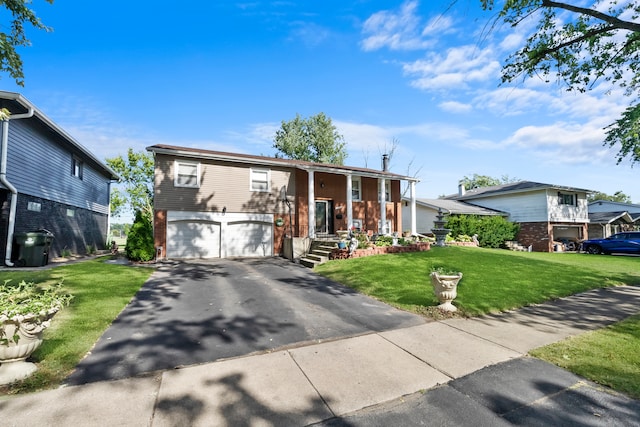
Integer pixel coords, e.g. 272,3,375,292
125,211,155,261
446,215,519,248
374,235,394,247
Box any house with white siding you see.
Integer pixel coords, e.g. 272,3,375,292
0,91,118,265
447,181,593,252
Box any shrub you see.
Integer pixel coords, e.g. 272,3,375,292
446,215,519,248
125,210,155,262
374,235,394,247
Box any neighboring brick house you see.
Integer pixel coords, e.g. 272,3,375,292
448,181,593,252
0,91,118,265
147,145,419,259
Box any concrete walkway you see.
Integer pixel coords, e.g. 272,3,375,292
1,285,639,426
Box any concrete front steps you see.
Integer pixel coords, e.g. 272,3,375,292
300,237,340,268
505,241,531,252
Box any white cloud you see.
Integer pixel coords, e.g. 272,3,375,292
473,87,555,116
439,101,472,113
421,14,455,37
361,1,434,51
403,44,501,90
502,119,616,166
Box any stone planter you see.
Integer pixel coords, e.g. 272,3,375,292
0,309,58,385
430,272,463,312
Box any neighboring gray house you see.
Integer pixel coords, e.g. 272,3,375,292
447,181,593,252
0,91,118,265
587,200,640,238
401,197,505,235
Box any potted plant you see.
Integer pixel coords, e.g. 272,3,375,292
0,280,72,385
430,268,463,312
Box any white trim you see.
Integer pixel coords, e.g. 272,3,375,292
351,176,362,201
250,167,271,192
174,159,200,188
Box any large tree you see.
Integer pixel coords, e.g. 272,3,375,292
587,190,633,203
106,149,154,221
461,173,519,190
0,0,53,86
273,113,347,165
481,0,640,164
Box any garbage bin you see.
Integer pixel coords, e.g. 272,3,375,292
13,229,54,267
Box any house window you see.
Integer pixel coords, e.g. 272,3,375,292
378,180,391,202
352,177,361,201
27,202,41,212
251,168,270,192
66,209,75,217
558,193,575,206
71,156,83,179
378,219,392,234
175,160,200,188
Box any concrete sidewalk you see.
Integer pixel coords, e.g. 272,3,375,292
1,285,639,426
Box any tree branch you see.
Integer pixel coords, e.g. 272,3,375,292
542,0,640,33
525,24,617,63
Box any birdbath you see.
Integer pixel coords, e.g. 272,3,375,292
431,209,450,247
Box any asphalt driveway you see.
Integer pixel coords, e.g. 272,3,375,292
66,257,426,385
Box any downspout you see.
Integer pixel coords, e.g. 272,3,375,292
1,107,35,266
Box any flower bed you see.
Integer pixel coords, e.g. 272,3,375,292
446,241,478,247
330,242,430,260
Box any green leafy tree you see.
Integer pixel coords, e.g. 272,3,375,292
587,190,633,203
274,113,347,164
481,0,640,164
461,174,519,190
0,0,53,85
106,149,154,221
125,210,155,262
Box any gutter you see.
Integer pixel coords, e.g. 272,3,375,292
1,107,35,266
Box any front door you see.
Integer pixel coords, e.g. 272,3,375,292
315,200,333,234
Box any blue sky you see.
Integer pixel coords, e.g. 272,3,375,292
4,0,639,208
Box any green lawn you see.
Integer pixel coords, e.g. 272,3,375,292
0,256,154,395
316,246,640,399
315,246,640,317
531,314,640,399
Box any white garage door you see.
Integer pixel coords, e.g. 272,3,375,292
165,211,274,259
167,220,221,259
226,221,273,257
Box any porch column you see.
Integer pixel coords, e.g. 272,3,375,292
346,173,353,230
308,170,315,238
410,180,417,235
380,177,386,234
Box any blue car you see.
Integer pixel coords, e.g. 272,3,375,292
580,231,640,255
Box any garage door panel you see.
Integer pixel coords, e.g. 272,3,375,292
167,221,220,258
226,222,273,257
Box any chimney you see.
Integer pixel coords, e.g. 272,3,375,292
458,180,466,196
382,154,389,172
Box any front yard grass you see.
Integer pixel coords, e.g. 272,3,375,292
315,246,640,317
531,314,640,400
316,245,640,399
0,256,154,395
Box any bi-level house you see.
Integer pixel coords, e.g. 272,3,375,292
0,91,119,265
147,145,419,259
449,181,593,252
